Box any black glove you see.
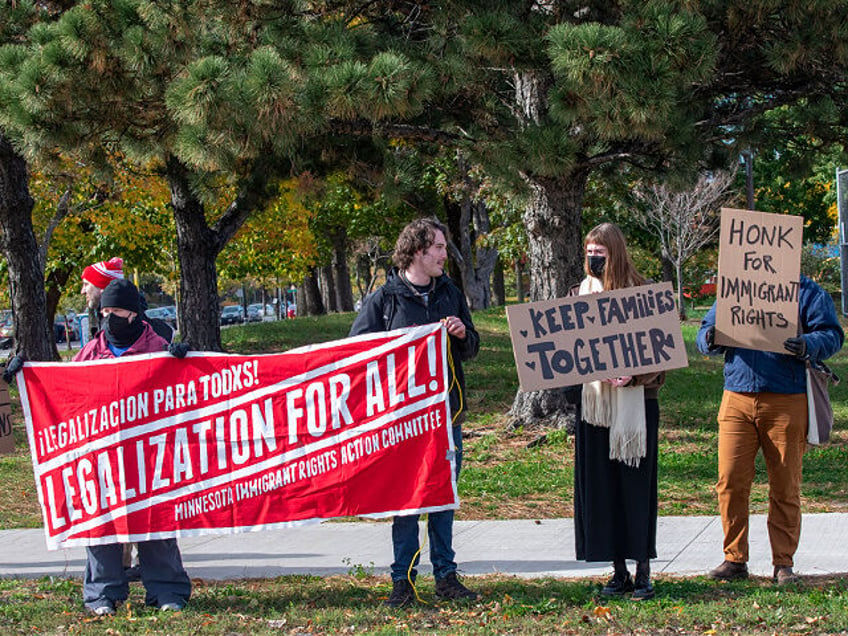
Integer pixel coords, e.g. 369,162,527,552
2,354,25,384
705,326,715,348
783,336,807,359
168,341,190,359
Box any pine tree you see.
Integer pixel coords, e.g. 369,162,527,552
1,1,441,349
0,0,62,361
450,1,848,426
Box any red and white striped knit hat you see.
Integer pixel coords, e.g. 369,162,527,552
81,257,124,290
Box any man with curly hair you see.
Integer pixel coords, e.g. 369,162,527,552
350,217,480,607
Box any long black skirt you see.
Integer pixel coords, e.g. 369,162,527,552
574,398,659,562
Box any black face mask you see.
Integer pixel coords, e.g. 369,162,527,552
588,255,606,279
102,313,144,348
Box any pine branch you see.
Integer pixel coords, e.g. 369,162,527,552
327,119,474,144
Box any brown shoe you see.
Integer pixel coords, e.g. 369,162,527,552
709,560,749,581
774,566,800,585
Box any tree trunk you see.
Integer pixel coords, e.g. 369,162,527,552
354,251,371,301
454,198,497,310
444,156,499,311
676,260,687,320
296,284,305,317
331,229,355,312
508,171,588,429
168,168,224,351
523,174,586,301
320,264,337,313
515,260,525,303
45,265,74,357
302,267,325,316
0,135,55,362
166,155,272,350
492,257,506,306
661,255,674,283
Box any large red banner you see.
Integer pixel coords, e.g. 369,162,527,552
17,323,457,550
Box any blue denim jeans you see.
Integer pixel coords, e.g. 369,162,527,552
83,539,192,610
391,425,462,582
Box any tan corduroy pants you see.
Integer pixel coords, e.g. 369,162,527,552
716,390,807,567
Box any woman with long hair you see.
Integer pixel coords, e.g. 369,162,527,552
572,222,664,601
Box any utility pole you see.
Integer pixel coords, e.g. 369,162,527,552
836,168,848,316
743,150,754,210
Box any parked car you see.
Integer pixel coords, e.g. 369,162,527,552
159,305,178,327
0,316,13,349
246,303,274,322
220,305,245,325
146,305,178,329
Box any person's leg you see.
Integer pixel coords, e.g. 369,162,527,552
431,426,477,600
716,391,760,564
391,514,421,582
632,558,655,600
615,399,659,561
630,400,659,600
430,425,461,580
83,544,129,612
386,514,420,607
756,392,807,568
137,539,191,609
428,509,456,580
600,559,633,597
573,411,622,562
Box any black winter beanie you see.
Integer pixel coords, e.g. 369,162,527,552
100,279,142,315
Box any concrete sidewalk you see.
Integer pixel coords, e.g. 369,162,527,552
1,513,846,581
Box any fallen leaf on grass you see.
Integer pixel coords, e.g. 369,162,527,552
593,606,611,619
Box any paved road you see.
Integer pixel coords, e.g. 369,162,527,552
1,513,846,580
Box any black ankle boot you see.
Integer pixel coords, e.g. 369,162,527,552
600,561,633,597
632,560,655,600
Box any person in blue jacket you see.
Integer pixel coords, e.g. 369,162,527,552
697,275,843,584
350,217,479,608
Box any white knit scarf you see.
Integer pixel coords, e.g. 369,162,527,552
578,276,647,467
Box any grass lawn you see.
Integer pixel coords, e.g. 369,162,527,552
1,306,846,634
1,573,847,634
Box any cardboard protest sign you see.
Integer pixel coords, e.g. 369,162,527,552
506,282,688,391
17,323,457,550
714,208,803,353
0,376,13,455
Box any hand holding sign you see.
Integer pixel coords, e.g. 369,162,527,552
783,336,807,359
442,316,466,340
2,355,24,384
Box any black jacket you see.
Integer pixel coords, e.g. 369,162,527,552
145,317,174,343
349,268,479,422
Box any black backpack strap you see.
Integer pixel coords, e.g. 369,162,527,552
381,291,396,330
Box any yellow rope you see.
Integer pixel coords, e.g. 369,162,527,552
445,335,463,424
406,518,429,605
